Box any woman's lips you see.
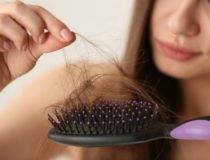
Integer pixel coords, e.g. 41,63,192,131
157,39,201,61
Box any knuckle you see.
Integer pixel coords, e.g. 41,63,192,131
33,5,49,15
30,5,46,15
30,20,45,36
10,1,25,13
33,5,44,12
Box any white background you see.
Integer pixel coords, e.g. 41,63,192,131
0,1,135,113
0,0,135,61
0,3,136,157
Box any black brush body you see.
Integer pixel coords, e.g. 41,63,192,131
48,122,172,147
48,99,210,147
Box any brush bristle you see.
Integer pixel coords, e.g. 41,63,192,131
48,99,161,135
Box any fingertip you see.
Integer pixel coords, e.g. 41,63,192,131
70,31,76,42
60,28,75,42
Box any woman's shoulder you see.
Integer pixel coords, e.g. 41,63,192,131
0,52,118,109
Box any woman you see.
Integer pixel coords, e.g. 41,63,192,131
124,0,210,159
0,0,209,159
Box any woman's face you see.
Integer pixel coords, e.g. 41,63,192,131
150,0,210,79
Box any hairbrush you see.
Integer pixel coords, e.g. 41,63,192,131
48,99,210,147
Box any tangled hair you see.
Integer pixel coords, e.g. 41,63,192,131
51,62,171,117
42,31,179,159
47,33,175,122
44,1,180,159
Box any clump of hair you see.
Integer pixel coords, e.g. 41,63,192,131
47,60,170,125
39,33,176,160
45,33,173,125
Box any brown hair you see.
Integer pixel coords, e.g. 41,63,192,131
123,0,182,159
46,1,182,159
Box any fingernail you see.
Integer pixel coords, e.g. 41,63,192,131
60,28,73,41
21,43,27,51
38,33,46,44
3,41,10,50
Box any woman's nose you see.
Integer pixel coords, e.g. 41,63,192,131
167,2,199,37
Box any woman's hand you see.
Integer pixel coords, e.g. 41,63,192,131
0,1,75,89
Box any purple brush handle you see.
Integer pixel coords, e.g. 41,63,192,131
170,120,210,140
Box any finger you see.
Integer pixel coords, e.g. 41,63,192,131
0,36,11,52
0,1,45,44
29,31,76,59
0,14,27,51
28,5,74,43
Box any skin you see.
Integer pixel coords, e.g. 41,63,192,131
150,0,210,159
6,0,210,159
0,1,76,89
0,1,74,159
0,1,148,159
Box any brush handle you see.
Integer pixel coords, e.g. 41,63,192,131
48,116,210,147
169,116,210,140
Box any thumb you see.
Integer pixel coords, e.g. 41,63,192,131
29,31,76,58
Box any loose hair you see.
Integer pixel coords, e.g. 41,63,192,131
123,0,182,159
44,1,182,159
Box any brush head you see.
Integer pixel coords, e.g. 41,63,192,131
48,99,164,147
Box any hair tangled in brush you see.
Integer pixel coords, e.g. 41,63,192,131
47,57,172,125
42,33,176,160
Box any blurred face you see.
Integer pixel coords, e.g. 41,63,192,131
150,0,210,79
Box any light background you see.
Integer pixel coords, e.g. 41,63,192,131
0,3,136,159
0,1,136,114
1,0,135,62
